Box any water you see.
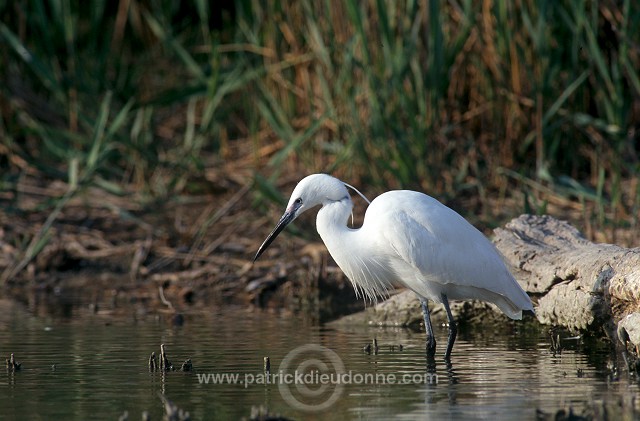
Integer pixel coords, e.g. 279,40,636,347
0,301,637,420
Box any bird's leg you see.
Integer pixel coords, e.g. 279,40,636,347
420,298,436,357
441,293,457,361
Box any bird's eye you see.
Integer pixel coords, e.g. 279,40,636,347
294,198,302,205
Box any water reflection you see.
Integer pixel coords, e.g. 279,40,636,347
0,303,637,420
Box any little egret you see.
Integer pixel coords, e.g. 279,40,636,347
254,174,534,360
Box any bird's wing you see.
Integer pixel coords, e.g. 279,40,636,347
376,195,516,295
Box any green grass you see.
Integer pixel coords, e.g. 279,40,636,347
1,0,638,271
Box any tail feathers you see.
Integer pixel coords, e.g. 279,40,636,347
494,292,534,320
458,285,533,320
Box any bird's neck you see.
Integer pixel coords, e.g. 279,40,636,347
316,198,355,252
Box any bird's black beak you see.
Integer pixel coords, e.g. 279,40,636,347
253,205,299,262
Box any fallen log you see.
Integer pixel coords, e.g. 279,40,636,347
332,214,640,351
495,214,639,328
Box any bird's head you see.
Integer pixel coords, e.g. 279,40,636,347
253,174,349,261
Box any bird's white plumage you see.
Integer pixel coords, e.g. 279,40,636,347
360,191,532,318
277,174,533,320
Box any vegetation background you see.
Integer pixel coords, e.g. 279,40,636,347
1,0,639,286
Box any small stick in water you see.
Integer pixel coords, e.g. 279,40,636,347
6,353,21,371
180,359,193,372
264,356,270,374
160,344,173,372
149,352,158,372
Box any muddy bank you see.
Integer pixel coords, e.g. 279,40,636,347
0,173,368,321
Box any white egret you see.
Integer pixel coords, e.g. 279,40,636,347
254,174,534,360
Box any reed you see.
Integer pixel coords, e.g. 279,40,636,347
1,0,638,249
233,0,639,242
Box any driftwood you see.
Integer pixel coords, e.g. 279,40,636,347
149,344,193,373
333,214,640,350
494,214,639,330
